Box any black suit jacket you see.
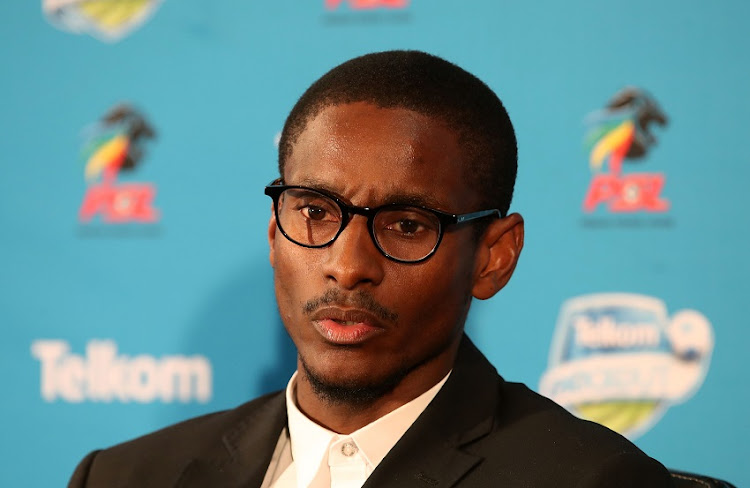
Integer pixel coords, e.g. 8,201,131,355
68,336,673,487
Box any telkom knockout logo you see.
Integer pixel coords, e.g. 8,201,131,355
31,340,212,403
540,294,713,439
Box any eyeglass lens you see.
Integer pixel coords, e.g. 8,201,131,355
276,188,442,262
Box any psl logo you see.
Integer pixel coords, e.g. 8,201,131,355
43,0,163,42
79,104,159,224
325,0,408,10
539,294,713,439
582,88,669,213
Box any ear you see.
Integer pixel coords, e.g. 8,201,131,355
268,207,277,268
471,213,524,300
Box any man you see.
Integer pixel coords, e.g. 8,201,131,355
69,50,673,487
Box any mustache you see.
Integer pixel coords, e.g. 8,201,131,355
302,289,399,323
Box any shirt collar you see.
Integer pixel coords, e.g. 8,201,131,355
285,373,335,488
285,370,450,487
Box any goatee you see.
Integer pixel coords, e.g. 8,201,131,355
299,353,411,407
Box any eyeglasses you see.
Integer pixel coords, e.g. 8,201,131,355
265,181,503,263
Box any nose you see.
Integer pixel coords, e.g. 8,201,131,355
321,215,385,289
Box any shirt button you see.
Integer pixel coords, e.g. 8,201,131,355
341,441,358,457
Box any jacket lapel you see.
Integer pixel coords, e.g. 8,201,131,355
174,391,287,488
363,336,502,488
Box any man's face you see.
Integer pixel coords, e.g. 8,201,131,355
269,102,485,401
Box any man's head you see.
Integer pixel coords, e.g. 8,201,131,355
278,50,517,217
268,50,523,417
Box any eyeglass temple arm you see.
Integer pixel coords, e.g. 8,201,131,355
455,209,502,224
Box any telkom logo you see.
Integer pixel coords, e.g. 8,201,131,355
31,340,212,403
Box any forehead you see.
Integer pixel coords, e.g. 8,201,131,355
284,102,478,211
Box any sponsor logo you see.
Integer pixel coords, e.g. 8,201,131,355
323,0,410,24
539,293,713,439
31,340,212,403
582,87,669,214
325,0,408,10
79,104,159,225
43,0,163,42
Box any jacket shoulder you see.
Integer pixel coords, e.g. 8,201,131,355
470,381,672,486
68,390,285,488
103,390,283,455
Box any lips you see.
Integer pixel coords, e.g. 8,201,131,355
310,307,386,345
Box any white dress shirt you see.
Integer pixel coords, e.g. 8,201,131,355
263,371,450,488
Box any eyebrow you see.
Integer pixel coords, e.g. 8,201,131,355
293,177,450,211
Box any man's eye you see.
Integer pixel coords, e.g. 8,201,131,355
389,219,424,235
302,205,330,221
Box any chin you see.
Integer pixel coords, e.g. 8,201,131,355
299,353,411,406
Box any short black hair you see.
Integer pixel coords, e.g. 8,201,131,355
278,50,517,216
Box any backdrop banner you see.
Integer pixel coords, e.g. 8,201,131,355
1,1,747,486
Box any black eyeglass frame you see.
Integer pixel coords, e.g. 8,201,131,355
264,182,504,263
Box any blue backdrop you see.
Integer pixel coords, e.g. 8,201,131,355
1,1,748,486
